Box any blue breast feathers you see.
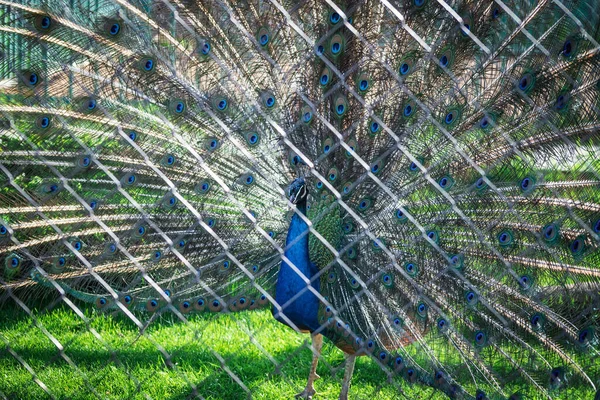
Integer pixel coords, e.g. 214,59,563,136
273,208,320,332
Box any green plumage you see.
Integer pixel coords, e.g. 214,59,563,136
0,0,600,398
308,194,343,270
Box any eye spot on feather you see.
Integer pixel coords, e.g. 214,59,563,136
577,327,595,347
465,291,478,306
497,230,513,246
426,230,439,244
34,15,54,32
530,313,544,331
382,273,394,288
327,271,337,283
570,235,586,256
404,262,418,277
201,42,211,55
6,254,20,269
474,331,487,347
399,62,410,75
96,297,108,309
396,209,408,222
593,218,600,233
519,275,533,291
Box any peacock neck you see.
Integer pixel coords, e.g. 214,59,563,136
273,198,320,332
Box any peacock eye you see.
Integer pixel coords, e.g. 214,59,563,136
399,63,410,75
110,23,120,35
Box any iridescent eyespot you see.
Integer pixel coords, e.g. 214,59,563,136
34,15,53,31
437,318,449,332
593,218,600,234
174,102,185,113
396,209,408,222
465,291,478,306
439,54,449,68
196,181,210,194
530,313,544,330
399,63,410,75
497,230,513,246
555,94,568,110
426,230,439,244
405,262,417,277
7,255,20,269
519,275,533,291
142,58,154,72
577,326,595,346
246,132,259,146
382,274,393,287
257,27,270,47
517,72,535,92
263,95,276,108
474,331,487,346
369,121,380,134
329,12,341,24
109,23,120,36
327,271,337,283
36,115,51,129
570,235,586,256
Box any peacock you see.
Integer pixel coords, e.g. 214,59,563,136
1,0,600,398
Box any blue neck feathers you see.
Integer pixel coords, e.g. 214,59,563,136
273,199,320,332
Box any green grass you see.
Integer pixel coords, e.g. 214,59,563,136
0,302,444,400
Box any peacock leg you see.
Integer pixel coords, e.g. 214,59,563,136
295,333,323,399
338,353,356,400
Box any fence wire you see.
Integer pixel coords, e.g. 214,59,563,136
1,0,600,399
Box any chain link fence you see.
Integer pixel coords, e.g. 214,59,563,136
1,0,600,399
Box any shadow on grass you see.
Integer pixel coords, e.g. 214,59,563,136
0,299,401,400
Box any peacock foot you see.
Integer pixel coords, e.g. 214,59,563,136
294,387,316,399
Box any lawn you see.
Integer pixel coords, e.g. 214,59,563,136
0,301,444,400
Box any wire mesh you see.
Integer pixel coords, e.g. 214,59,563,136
1,0,599,399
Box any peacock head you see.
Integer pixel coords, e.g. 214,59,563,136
288,177,307,205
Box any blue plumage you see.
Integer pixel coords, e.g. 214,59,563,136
274,179,320,332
